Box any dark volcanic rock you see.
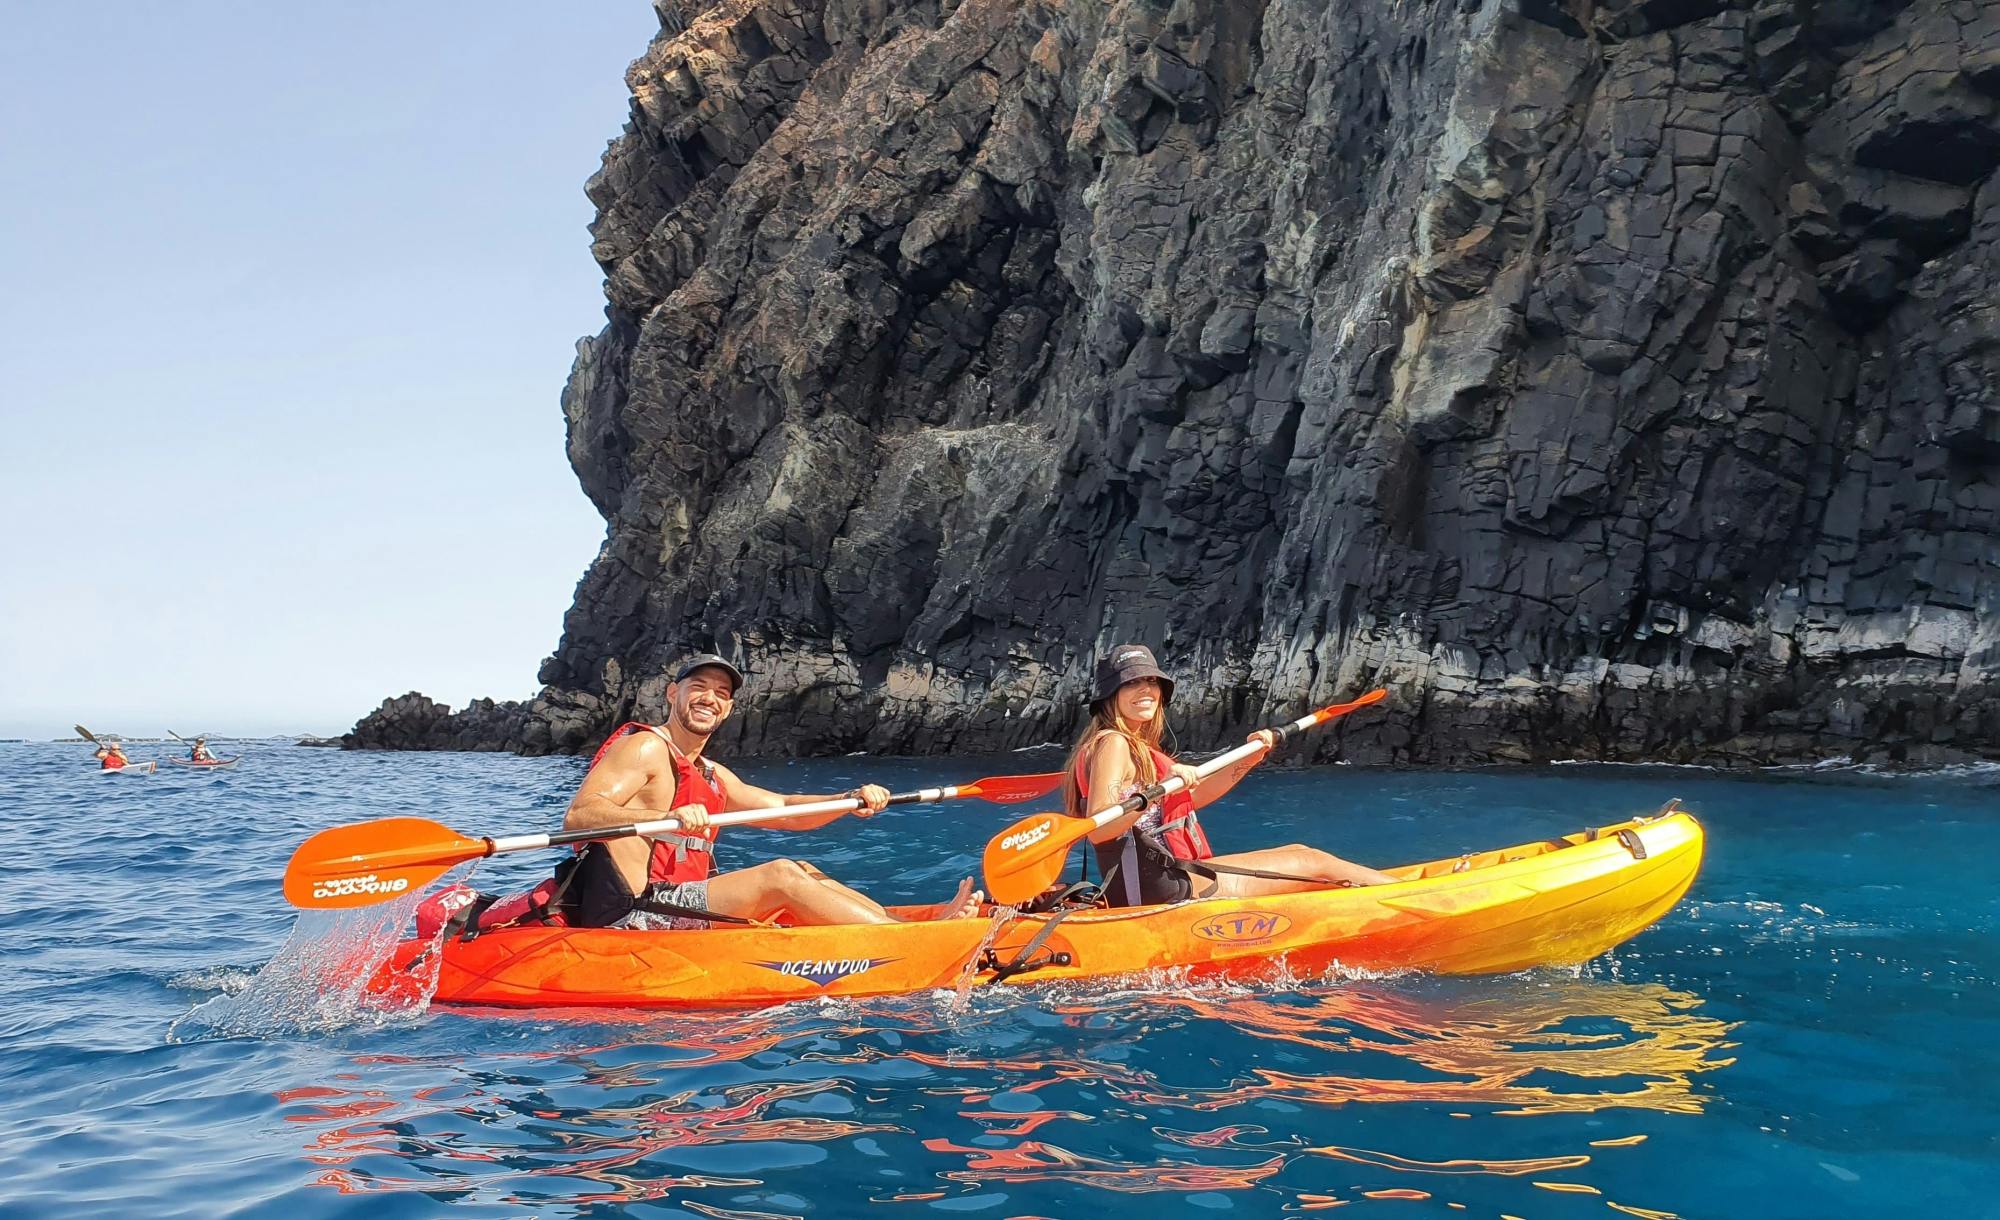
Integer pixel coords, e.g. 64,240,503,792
345,693,530,753
358,0,2000,767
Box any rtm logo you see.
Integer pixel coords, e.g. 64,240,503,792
749,958,896,987
312,873,410,901
1192,911,1292,945
1001,820,1052,852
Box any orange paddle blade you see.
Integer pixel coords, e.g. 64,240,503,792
982,811,1096,906
957,771,1066,804
283,816,490,909
1303,687,1387,726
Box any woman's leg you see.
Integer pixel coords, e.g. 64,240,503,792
1195,844,1399,898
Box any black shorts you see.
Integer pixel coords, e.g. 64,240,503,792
1094,837,1196,907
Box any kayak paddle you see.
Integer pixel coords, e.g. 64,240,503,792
980,689,1390,905
948,770,1065,804
74,724,101,745
284,768,1067,910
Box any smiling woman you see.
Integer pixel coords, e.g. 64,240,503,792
1064,646,1399,907
0,3,661,740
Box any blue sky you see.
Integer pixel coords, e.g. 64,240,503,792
0,3,663,740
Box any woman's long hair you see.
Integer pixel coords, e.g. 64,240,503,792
1063,697,1171,815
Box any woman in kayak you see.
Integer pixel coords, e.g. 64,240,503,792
189,737,215,762
1068,645,1397,907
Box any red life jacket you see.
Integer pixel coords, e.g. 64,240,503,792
588,721,724,885
1073,734,1213,861
102,755,126,770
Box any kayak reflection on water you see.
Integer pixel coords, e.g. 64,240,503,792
271,975,1734,1210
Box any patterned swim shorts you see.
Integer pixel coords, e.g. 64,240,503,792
611,880,712,930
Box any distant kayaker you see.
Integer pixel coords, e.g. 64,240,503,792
1068,645,1396,907
561,654,984,928
95,741,130,770
189,737,215,762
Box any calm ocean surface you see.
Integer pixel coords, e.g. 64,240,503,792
0,740,1993,1217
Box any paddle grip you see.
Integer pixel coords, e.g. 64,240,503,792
886,785,956,806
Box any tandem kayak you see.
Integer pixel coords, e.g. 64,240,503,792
370,810,1704,1011
165,756,239,769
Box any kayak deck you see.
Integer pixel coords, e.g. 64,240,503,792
165,756,240,768
375,811,1704,1010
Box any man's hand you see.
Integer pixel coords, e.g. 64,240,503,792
850,784,891,817
657,802,711,832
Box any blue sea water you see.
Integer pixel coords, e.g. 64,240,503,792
0,741,1994,1218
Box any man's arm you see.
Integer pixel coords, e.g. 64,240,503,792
711,762,888,830
562,733,679,831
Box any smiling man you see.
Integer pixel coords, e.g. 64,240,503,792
560,653,982,928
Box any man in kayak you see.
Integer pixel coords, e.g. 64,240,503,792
188,737,216,762
1067,644,1397,906
95,740,131,770
562,654,984,929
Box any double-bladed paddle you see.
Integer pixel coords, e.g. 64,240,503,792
74,724,102,745
980,689,1389,905
283,768,1067,909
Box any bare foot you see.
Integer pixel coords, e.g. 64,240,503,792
925,877,983,921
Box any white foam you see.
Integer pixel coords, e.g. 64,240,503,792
167,895,436,1041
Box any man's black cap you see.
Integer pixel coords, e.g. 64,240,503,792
672,653,745,694
1089,644,1174,705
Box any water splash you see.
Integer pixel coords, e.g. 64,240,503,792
168,895,435,1040
946,904,1020,1010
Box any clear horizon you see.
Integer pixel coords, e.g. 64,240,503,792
0,5,663,741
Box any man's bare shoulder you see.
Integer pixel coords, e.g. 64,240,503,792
594,727,669,772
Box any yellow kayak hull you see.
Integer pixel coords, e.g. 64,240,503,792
377,812,1704,1010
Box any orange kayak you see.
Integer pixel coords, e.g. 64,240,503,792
372,811,1703,1010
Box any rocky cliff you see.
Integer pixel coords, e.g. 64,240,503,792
351,0,2000,765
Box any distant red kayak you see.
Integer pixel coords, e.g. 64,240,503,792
165,756,239,769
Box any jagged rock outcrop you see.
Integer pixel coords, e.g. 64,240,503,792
344,693,530,752
357,0,2000,765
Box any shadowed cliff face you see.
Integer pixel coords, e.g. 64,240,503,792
352,0,2000,764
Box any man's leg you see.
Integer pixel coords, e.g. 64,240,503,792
707,860,982,925
792,864,982,921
